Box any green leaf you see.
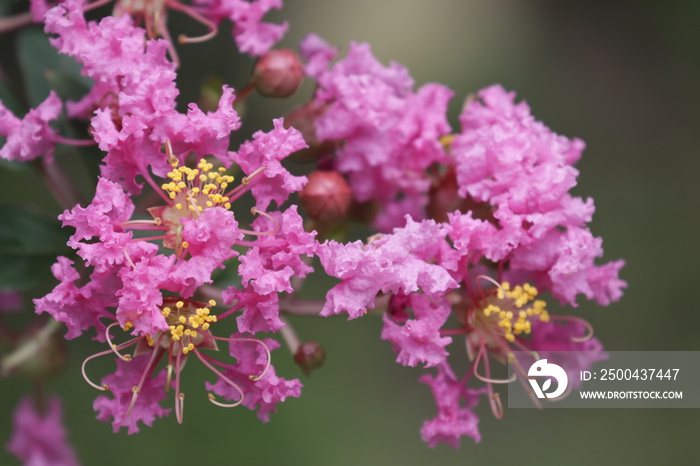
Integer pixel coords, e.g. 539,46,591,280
0,205,71,291
16,28,91,106
0,75,22,116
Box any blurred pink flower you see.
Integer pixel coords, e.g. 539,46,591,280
7,397,79,465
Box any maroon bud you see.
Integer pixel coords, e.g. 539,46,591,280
299,170,352,222
293,341,326,377
252,49,304,98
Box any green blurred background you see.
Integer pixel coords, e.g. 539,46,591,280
1,0,699,464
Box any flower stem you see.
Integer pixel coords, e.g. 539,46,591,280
0,319,61,377
37,158,83,210
0,12,32,34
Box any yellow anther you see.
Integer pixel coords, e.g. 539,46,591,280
202,323,210,330
162,307,171,317
123,321,134,331
208,299,216,307
181,242,189,249
188,205,196,212
175,203,183,210
182,346,190,354
169,192,177,199
178,315,186,324
176,301,184,308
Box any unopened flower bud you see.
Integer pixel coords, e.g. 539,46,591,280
293,341,326,377
299,170,352,222
252,49,303,98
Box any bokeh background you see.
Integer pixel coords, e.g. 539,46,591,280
1,0,699,464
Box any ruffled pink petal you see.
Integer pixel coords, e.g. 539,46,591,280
204,336,301,422
318,217,457,318
419,362,485,448
229,119,307,210
93,355,170,434
381,294,452,368
0,91,61,162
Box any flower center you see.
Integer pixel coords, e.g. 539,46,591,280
148,158,235,250
480,282,549,342
159,297,218,354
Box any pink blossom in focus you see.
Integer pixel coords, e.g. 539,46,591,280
93,355,170,434
419,363,485,449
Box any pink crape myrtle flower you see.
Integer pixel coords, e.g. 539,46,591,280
35,0,286,61
0,91,62,162
44,0,240,193
224,205,316,334
316,85,626,447
35,122,312,432
419,362,486,449
7,396,80,466
300,38,454,231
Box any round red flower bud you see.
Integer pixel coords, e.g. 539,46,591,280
293,341,326,377
252,49,304,98
299,170,352,222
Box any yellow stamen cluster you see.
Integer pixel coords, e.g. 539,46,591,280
160,159,235,214
484,282,549,342
161,300,219,354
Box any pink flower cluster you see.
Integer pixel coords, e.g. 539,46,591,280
304,42,626,448
28,0,309,435
0,0,627,457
